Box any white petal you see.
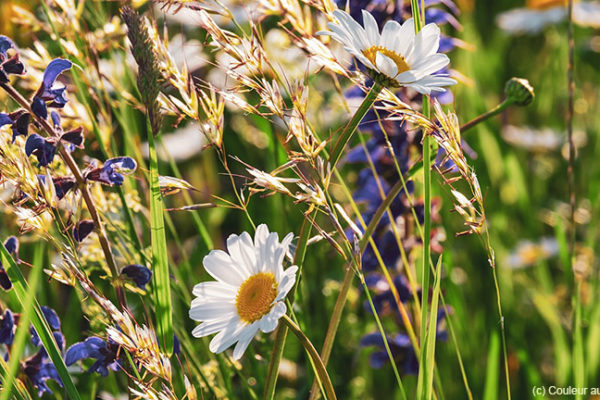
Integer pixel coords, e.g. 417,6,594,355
232,327,257,360
354,53,376,70
574,2,600,28
192,281,237,299
273,232,294,280
227,233,256,276
276,266,298,301
361,10,380,44
259,302,286,333
334,10,369,51
410,53,449,78
397,18,416,56
189,302,236,321
394,69,420,84
380,20,402,54
191,317,231,338
208,321,258,353
375,52,398,78
203,250,245,286
209,319,249,354
406,23,440,66
496,8,565,34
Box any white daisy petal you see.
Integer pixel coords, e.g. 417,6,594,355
209,319,248,354
375,52,398,78
227,233,256,276
192,317,232,338
203,250,245,286
232,327,258,360
411,53,450,78
192,281,237,298
259,302,286,333
361,10,380,44
190,301,236,321
381,20,402,53
276,265,298,301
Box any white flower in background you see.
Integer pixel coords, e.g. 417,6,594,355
189,224,297,360
507,237,559,269
497,0,600,34
319,9,456,94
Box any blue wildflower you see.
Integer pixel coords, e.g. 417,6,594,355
0,309,15,345
31,58,73,119
23,350,63,397
25,134,57,167
65,336,121,376
85,156,137,186
121,264,152,290
0,112,13,128
0,36,25,83
72,219,95,242
10,110,30,142
0,236,19,290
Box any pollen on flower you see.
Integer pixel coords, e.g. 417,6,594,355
236,272,278,324
362,46,410,76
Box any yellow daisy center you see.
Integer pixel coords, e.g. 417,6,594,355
526,0,568,10
236,272,278,324
363,46,410,76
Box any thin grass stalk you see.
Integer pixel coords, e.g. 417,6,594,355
281,315,337,400
263,214,313,400
0,82,127,308
328,82,383,171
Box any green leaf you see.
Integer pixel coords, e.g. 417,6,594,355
148,120,174,355
0,244,81,400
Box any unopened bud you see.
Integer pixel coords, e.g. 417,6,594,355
505,77,534,106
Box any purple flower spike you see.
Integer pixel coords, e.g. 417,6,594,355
0,36,25,83
50,111,61,129
65,336,121,376
23,351,63,397
0,236,19,291
86,156,137,186
0,113,13,127
31,58,73,119
121,264,152,290
60,127,84,149
51,176,77,199
25,134,57,167
73,219,95,242
10,111,30,142
0,309,15,345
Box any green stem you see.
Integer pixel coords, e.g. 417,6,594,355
281,315,337,400
460,100,512,133
328,82,383,170
421,98,432,347
263,216,313,400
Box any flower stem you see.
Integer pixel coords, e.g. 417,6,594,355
460,99,512,133
0,81,127,309
421,97,432,346
281,314,337,400
328,82,383,171
263,215,313,400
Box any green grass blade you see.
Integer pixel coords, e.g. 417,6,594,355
0,244,81,400
417,256,442,400
483,330,500,400
0,243,44,400
148,119,174,355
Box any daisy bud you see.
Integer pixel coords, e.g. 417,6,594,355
505,77,534,106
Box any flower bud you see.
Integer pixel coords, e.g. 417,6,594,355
505,77,535,106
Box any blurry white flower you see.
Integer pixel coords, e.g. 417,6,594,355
319,9,455,94
190,224,297,360
497,0,600,34
502,125,563,152
507,237,559,269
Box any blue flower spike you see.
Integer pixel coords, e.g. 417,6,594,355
0,236,19,291
85,156,137,186
25,134,57,167
0,36,26,83
31,58,73,119
73,219,95,242
65,336,121,376
121,264,152,290
0,309,15,345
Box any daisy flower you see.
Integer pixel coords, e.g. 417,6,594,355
319,9,456,94
497,0,600,35
189,224,297,360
